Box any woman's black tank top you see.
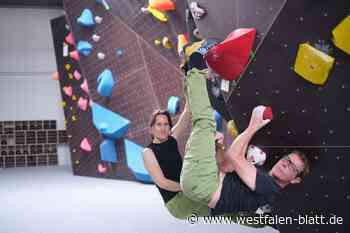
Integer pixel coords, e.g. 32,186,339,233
147,136,183,203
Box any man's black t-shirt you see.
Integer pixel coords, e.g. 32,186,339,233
212,169,280,215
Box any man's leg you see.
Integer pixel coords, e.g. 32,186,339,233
180,66,219,205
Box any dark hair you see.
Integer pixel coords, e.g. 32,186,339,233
149,110,173,139
290,150,310,179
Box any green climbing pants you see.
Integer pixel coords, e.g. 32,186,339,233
180,68,219,205
165,192,210,219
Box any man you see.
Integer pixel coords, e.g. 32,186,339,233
179,39,310,217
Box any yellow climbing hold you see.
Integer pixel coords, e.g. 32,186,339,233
65,64,71,71
72,115,77,121
68,73,74,80
62,101,67,108
177,34,189,56
332,15,350,55
294,43,335,85
154,39,161,46
75,160,80,165
148,6,168,22
72,95,77,101
162,36,172,49
227,120,238,139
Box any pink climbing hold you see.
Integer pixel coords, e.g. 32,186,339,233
80,79,89,94
80,137,92,152
97,163,107,173
63,86,73,97
77,97,88,111
70,50,80,61
52,71,59,80
74,70,82,80
65,32,76,46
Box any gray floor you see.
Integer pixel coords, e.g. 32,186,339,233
0,165,277,233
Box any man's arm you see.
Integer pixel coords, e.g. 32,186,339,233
143,148,182,192
225,106,271,191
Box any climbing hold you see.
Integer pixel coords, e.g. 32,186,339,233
167,96,180,115
65,64,71,71
154,39,161,46
77,41,93,56
124,139,153,183
97,52,106,60
69,50,80,61
63,86,73,97
95,16,103,24
75,160,80,165
63,42,69,57
61,101,67,108
247,145,266,166
294,43,335,85
65,32,76,46
80,137,92,152
68,73,74,80
91,102,130,139
263,106,273,120
96,0,110,10
332,15,350,55
77,9,95,27
92,34,100,42
97,163,107,173
227,120,238,139
205,28,257,81
77,97,89,111
147,6,168,22
149,0,175,11
73,70,81,80
162,36,172,49
72,95,77,101
97,69,115,97
177,34,188,56
52,71,59,80
72,115,77,122
116,48,124,57
80,79,89,94
214,111,222,131
100,139,117,162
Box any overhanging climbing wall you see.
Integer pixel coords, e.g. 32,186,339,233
51,16,136,181
226,0,350,232
51,0,193,182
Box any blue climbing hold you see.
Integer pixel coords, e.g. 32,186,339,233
116,48,124,57
214,110,222,131
100,139,117,162
97,69,115,97
91,102,130,139
124,139,153,183
77,9,95,27
77,41,93,56
167,96,181,115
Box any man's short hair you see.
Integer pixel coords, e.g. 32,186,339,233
290,150,310,179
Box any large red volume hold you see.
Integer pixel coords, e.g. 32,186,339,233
205,28,256,81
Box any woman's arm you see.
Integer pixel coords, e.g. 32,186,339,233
143,148,182,192
171,100,191,141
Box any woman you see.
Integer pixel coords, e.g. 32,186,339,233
143,104,212,219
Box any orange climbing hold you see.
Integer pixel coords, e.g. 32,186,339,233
149,0,175,11
177,34,189,56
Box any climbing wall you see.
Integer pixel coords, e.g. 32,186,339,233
50,0,193,182
51,16,136,181
226,0,350,232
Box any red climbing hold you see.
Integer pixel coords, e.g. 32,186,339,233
263,106,273,120
205,28,256,81
65,32,76,46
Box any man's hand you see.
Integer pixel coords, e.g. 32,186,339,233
248,106,271,133
215,131,225,149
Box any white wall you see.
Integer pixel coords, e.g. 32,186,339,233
0,7,71,166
